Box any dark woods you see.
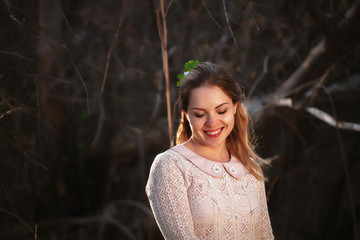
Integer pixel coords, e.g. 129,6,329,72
0,0,359,239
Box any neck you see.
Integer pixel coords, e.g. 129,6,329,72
184,138,229,162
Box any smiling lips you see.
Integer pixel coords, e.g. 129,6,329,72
204,127,224,138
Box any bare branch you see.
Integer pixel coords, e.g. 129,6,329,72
0,208,36,238
242,0,260,31
321,85,360,240
165,0,174,15
200,0,221,28
222,0,238,49
0,93,22,117
0,50,34,61
32,199,153,239
306,107,360,131
101,0,128,93
309,65,333,105
35,224,38,240
127,124,167,147
277,38,326,98
24,151,48,170
65,53,91,114
91,97,105,148
1,183,17,214
305,0,331,35
148,72,163,124
277,0,360,99
110,200,153,217
0,107,22,119
156,0,174,147
248,55,270,98
267,98,360,132
60,9,78,38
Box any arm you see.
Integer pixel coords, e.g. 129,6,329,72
145,153,199,240
256,179,275,240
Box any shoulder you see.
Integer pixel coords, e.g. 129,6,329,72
150,147,189,174
153,148,184,165
146,147,193,193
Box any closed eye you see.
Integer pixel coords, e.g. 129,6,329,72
218,110,227,114
195,113,205,118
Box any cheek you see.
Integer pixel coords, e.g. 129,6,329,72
223,114,235,126
188,117,204,130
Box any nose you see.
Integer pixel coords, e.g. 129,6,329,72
205,113,217,127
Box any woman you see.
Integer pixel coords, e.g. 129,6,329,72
146,62,274,239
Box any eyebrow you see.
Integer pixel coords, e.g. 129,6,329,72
191,102,229,111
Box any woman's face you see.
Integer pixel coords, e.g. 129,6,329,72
184,85,237,149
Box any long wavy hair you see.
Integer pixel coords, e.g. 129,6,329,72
176,62,265,180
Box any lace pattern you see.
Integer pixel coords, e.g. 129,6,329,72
145,146,274,240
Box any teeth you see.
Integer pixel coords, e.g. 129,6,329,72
206,128,221,135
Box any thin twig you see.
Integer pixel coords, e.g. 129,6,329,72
165,0,174,15
91,96,105,148
61,215,137,240
101,0,128,93
33,200,149,240
267,171,281,200
0,107,22,119
305,0,331,35
111,200,153,217
0,208,36,238
66,54,91,114
34,224,38,240
148,72,163,124
321,86,359,240
0,93,22,117
28,74,74,84
156,0,174,147
127,124,166,147
309,65,333,105
1,184,17,214
113,53,148,75
242,0,260,31
60,9,78,38
248,55,270,98
200,0,221,28
171,96,180,142
281,79,319,99
24,151,48,170
222,0,238,49
0,50,34,61
52,42,91,114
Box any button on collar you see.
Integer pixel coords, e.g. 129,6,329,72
212,164,222,173
172,144,246,179
228,166,237,175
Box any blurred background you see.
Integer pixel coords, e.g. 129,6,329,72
1,0,360,239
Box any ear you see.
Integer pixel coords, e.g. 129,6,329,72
233,102,238,114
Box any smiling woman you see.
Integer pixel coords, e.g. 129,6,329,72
145,62,274,239
184,85,237,162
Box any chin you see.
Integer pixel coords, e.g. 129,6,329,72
203,138,226,148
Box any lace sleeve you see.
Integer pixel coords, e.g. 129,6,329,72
256,179,275,240
145,152,199,240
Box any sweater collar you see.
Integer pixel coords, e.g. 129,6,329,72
172,144,246,179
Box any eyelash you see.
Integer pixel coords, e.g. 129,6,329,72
194,110,227,118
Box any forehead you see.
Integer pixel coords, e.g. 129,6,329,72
188,85,232,108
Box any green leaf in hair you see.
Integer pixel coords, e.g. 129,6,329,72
177,60,200,87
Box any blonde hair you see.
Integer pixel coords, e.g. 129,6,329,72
176,62,266,180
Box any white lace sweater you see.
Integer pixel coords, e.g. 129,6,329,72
145,144,274,240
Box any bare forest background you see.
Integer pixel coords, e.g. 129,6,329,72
1,0,360,239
